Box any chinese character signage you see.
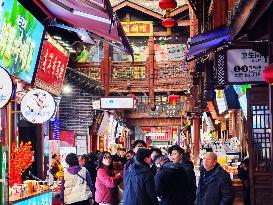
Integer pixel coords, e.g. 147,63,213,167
0,67,13,108
0,0,44,83
227,49,268,83
35,33,69,96
121,21,153,36
21,89,56,124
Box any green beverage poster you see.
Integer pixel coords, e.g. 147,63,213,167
0,0,44,83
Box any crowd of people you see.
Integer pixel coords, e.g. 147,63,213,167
51,140,237,205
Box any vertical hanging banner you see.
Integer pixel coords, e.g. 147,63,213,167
35,33,69,96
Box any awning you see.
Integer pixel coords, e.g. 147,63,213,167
186,27,232,61
34,0,133,57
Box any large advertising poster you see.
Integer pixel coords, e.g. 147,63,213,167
0,0,44,83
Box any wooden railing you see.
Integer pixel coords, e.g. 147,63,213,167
75,60,191,93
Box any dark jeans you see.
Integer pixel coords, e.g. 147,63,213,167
68,199,90,205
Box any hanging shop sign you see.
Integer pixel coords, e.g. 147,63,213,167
121,21,153,36
35,33,69,96
215,90,228,114
207,101,218,119
227,49,268,83
100,97,134,109
21,89,56,124
145,133,172,141
0,0,44,83
0,67,13,108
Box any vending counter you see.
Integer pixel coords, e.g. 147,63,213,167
9,190,52,205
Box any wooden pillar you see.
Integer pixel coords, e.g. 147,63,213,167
102,43,110,96
193,116,200,163
213,0,227,27
148,36,155,109
268,16,273,202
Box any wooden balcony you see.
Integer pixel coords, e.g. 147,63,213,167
74,60,191,94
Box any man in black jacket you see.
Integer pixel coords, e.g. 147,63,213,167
168,145,196,205
196,152,234,205
154,160,188,205
124,148,159,205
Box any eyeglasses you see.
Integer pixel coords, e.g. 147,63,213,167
103,156,112,160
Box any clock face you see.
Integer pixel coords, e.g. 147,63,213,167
0,67,13,108
21,89,56,124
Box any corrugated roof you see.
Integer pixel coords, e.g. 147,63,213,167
111,0,187,14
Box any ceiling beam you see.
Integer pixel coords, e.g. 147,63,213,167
177,19,190,26
170,4,189,17
113,1,164,20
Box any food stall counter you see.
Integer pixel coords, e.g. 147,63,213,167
9,190,52,205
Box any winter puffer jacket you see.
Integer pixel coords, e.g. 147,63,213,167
196,164,234,205
154,161,188,205
124,161,159,205
95,165,122,205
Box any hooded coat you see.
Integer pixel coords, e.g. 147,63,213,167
124,161,159,205
60,165,94,203
154,161,188,205
196,164,234,205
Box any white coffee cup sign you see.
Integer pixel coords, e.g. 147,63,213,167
0,67,13,108
21,89,56,123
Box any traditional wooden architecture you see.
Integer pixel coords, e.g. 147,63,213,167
75,0,192,146
187,0,273,204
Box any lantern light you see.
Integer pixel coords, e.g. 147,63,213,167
159,0,177,11
263,64,273,84
162,18,176,28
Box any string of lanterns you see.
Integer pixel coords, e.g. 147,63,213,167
159,0,177,35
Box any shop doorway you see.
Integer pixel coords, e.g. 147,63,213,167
247,86,272,205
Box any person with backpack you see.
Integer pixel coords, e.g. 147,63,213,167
60,153,94,205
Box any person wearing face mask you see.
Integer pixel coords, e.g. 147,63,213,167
196,152,234,205
95,152,123,205
124,148,159,205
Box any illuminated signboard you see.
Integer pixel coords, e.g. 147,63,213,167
0,67,13,108
21,89,56,124
35,33,69,96
0,0,44,83
100,97,134,109
227,49,268,83
121,21,153,36
215,90,228,114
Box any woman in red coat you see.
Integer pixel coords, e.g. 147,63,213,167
95,151,123,205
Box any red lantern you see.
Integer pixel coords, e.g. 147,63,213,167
168,95,180,106
159,0,177,10
263,64,273,84
162,18,176,28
